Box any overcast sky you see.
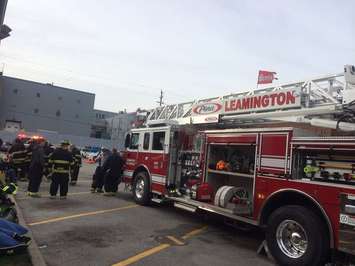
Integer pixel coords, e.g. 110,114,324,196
1,0,354,112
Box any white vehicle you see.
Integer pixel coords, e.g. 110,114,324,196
81,146,101,160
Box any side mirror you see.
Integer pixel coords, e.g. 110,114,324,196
124,134,131,149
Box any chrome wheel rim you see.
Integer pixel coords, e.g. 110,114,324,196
135,178,145,199
276,219,308,259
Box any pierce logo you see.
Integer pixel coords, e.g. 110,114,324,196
193,102,222,115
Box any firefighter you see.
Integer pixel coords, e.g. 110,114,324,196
23,142,33,180
43,141,54,181
48,140,73,199
27,140,45,197
8,138,27,181
102,148,124,196
70,145,81,185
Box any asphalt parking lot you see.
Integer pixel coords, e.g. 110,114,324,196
15,163,273,266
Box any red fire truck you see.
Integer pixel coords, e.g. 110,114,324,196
123,65,355,265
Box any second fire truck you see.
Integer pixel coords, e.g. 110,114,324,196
123,65,355,265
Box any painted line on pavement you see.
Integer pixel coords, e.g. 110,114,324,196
166,235,185,246
112,225,207,266
112,244,171,266
16,191,92,201
182,225,208,240
28,204,138,226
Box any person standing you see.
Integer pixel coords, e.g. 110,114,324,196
27,141,45,197
91,148,111,193
70,145,81,185
43,142,54,181
48,141,73,199
102,148,124,196
23,142,33,180
8,138,27,181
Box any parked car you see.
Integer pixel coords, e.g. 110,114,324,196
81,146,101,159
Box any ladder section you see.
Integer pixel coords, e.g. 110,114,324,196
146,65,355,127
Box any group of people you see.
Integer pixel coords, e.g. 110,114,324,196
5,137,82,199
1,136,125,199
91,148,124,196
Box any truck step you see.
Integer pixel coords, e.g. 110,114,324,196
174,202,197,213
151,198,163,204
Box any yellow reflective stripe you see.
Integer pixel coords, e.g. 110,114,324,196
53,160,70,164
53,169,70,174
11,151,26,155
13,159,26,163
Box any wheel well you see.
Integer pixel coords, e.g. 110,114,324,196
259,190,333,248
132,166,150,184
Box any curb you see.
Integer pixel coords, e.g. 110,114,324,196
11,195,47,266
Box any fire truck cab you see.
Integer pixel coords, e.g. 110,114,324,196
123,65,355,265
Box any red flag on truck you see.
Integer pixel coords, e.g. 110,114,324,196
257,70,277,84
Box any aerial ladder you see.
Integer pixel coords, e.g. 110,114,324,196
146,65,355,131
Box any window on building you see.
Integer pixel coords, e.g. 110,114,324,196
143,132,150,150
56,110,61,117
75,114,79,118
58,96,62,101
129,133,139,150
34,108,39,114
77,99,80,104
152,131,165,151
36,92,40,98
102,114,105,119
13,89,18,94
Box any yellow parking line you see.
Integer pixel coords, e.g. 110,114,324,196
112,244,171,266
16,191,91,200
182,225,208,239
166,235,185,246
28,204,138,226
112,225,207,266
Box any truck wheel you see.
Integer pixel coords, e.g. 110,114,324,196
133,172,151,205
266,205,329,266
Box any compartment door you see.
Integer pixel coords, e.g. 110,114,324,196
150,129,170,190
339,193,355,255
259,133,290,175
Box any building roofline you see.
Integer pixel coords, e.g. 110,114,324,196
93,109,117,115
1,75,95,96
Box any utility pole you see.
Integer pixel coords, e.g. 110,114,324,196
157,90,164,106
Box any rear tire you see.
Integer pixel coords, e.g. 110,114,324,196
265,205,329,266
133,172,151,205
